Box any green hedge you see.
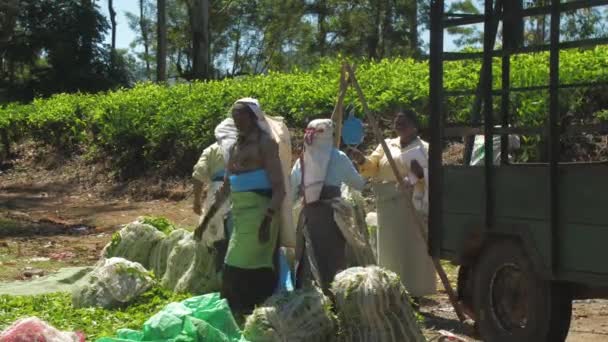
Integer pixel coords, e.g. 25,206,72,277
1,47,607,174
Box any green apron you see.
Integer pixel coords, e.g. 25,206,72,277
225,191,279,269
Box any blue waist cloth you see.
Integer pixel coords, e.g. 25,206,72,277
229,169,272,192
211,170,225,182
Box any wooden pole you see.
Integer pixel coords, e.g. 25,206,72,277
331,64,349,147
344,63,469,324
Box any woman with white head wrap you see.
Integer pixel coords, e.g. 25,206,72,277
291,118,365,293
350,109,437,299
196,98,287,315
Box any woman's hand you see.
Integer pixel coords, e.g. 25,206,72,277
348,147,366,165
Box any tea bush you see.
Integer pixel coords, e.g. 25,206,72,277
1,47,607,173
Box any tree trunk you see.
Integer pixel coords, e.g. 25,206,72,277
232,20,242,76
367,2,382,59
190,0,211,80
80,0,94,65
140,0,151,79
157,0,167,82
379,0,393,58
108,0,117,52
408,0,419,55
316,0,328,56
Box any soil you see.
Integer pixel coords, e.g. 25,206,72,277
1,143,606,341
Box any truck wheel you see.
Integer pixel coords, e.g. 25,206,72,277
473,240,572,342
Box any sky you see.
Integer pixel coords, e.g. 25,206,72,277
100,0,461,55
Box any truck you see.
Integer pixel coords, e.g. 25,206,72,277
427,1,608,341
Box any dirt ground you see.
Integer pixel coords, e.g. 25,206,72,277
1,153,607,341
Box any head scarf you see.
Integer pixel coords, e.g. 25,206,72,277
233,97,271,135
302,119,334,203
214,98,269,165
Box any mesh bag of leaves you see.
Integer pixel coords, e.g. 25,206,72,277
160,231,220,294
149,229,189,279
72,257,154,309
242,287,336,342
340,185,376,267
174,235,221,294
102,221,166,268
331,266,426,342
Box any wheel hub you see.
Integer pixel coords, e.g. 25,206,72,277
489,263,529,332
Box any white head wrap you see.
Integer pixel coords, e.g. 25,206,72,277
233,97,271,134
214,98,270,165
302,119,334,203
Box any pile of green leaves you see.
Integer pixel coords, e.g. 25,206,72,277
140,216,176,235
1,48,607,173
0,287,191,340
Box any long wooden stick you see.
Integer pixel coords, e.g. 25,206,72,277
345,63,469,324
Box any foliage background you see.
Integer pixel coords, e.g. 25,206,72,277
1,48,608,176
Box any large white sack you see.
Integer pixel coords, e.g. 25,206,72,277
331,266,425,342
72,257,154,309
102,222,165,269
243,287,336,342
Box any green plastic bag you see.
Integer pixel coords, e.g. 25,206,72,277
143,303,191,340
97,293,246,342
182,293,241,341
176,316,230,342
117,329,144,341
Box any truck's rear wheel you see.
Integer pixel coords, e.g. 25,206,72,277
473,240,572,342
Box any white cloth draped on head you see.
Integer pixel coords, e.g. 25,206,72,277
233,97,272,134
302,119,334,204
214,98,270,165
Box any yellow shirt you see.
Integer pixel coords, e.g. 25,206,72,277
360,137,428,194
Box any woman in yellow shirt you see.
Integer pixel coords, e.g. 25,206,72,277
351,110,436,299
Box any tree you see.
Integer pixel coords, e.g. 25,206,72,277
157,0,168,82
318,0,415,59
406,0,419,54
139,0,153,79
0,0,131,101
186,0,211,80
108,0,117,52
445,0,483,48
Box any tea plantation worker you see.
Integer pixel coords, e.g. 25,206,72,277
192,125,234,271
195,98,285,315
290,119,366,294
350,109,437,301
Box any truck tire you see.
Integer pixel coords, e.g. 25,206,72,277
473,239,572,342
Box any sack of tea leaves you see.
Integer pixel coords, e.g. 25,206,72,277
172,234,220,294
72,258,154,309
160,230,220,294
331,266,425,342
149,229,189,279
335,185,376,267
243,287,336,342
102,221,166,268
